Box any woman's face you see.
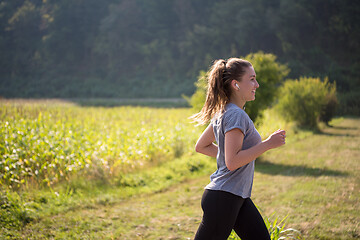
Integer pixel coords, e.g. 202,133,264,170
237,66,259,102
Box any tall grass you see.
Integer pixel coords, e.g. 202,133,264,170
227,213,303,240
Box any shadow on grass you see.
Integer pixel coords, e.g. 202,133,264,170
317,131,357,137
297,125,358,138
328,125,358,130
255,159,349,177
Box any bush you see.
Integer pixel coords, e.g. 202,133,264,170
185,52,289,121
183,70,207,112
242,52,289,120
319,81,338,125
0,190,36,230
276,77,337,129
227,212,303,240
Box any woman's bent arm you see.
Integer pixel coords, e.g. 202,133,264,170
195,124,218,158
225,128,285,171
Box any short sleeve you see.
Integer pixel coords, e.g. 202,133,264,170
223,109,248,135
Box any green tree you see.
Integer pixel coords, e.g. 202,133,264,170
4,0,43,76
42,0,113,72
268,0,360,91
0,0,23,77
0,0,358,101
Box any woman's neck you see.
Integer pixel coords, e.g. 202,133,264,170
229,98,246,110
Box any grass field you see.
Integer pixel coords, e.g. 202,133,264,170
1,100,359,239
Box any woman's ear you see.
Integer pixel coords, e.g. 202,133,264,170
231,79,240,90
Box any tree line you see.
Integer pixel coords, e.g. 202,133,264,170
0,0,359,104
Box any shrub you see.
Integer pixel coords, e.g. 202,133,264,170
276,77,337,129
319,81,338,125
183,70,207,112
0,190,36,229
227,212,303,240
185,52,289,121
242,52,289,120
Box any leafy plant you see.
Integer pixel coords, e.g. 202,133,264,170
183,70,207,113
0,190,36,229
242,52,290,121
0,100,201,189
185,52,289,121
276,77,337,129
227,212,303,240
264,213,303,240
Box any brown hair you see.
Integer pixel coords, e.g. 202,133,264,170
191,58,252,125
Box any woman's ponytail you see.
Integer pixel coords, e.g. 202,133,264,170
190,59,230,125
190,58,252,125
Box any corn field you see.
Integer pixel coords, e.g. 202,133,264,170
0,100,200,188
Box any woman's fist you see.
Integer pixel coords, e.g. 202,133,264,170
265,129,286,149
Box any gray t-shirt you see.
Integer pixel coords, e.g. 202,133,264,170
205,103,262,198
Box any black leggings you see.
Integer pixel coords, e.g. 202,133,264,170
194,189,270,240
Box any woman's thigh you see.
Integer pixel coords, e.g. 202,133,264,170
194,190,245,240
233,198,270,240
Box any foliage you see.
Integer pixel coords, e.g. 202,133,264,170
186,52,289,121
241,52,289,120
264,214,303,240
275,77,337,129
0,190,36,232
0,100,200,189
0,0,358,99
0,98,358,239
0,154,214,232
183,70,207,112
227,213,303,240
319,81,338,124
337,90,360,116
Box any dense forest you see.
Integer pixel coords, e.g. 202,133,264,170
0,0,359,101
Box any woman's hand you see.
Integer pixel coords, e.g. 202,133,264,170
264,129,286,149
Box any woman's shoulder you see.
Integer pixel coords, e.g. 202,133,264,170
212,103,249,125
224,103,248,119
220,104,249,126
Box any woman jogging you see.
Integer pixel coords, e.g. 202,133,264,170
192,58,286,240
